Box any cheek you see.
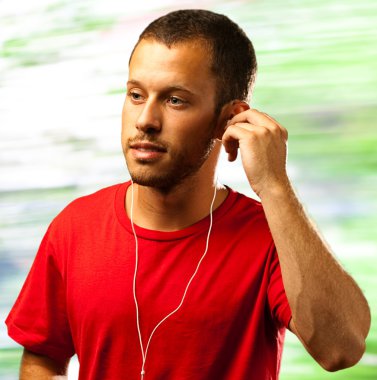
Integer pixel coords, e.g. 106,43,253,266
121,109,133,146
121,103,136,134
120,113,127,140
122,100,131,123
121,102,127,129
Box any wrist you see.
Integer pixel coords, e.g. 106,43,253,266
257,177,294,203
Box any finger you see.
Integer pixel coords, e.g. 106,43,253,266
222,123,259,162
222,124,252,162
229,108,274,127
224,139,239,162
223,122,259,143
229,110,288,142
226,122,277,142
227,122,267,134
260,112,289,141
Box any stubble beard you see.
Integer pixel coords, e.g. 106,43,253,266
125,135,216,193
124,114,218,193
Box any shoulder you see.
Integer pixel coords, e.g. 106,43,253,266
222,187,271,237
50,182,128,230
227,187,265,219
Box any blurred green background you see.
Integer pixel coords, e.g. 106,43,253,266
0,0,376,379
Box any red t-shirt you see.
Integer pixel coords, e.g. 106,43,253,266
6,182,291,380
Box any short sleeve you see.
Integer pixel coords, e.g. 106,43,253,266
5,223,75,362
267,246,292,328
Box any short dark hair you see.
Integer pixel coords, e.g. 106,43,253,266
133,9,257,114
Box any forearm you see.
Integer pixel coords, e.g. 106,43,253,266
20,349,69,380
223,107,370,369
260,182,371,370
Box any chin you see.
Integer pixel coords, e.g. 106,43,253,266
125,142,214,191
129,170,184,192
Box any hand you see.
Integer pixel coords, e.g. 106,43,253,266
222,108,289,198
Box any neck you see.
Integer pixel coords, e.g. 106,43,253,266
126,171,228,232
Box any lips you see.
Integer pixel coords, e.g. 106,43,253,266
129,141,167,161
129,141,167,152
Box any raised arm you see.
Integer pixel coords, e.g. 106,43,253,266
259,181,370,370
222,107,371,371
20,349,69,380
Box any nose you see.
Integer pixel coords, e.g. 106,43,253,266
136,99,162,133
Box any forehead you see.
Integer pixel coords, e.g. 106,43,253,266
128,39,216,93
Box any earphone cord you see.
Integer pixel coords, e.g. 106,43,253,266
130,181,217,380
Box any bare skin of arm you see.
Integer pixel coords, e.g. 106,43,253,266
20,349,69,380
222,107,371,371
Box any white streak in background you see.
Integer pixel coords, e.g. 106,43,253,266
0,0,223,358
0,0,219,192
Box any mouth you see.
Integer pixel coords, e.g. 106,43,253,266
129,141,167,152
129,141,167,161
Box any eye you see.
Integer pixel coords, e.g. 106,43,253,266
167,96,186,106
128,90,144,102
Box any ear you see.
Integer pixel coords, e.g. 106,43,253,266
215,100,250,140
230,100,250,116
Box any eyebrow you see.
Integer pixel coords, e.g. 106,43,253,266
127,79,196,96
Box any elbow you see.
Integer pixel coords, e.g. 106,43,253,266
319,309,371,372
318,339,366,372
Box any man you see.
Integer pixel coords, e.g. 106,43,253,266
6,9,370,380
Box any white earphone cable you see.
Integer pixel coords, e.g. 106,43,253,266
130,181,217,379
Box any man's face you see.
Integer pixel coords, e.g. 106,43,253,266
121,39,220,191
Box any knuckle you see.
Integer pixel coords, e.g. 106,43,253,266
249,132,257,141
259,127,270,137
270,124,280,133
